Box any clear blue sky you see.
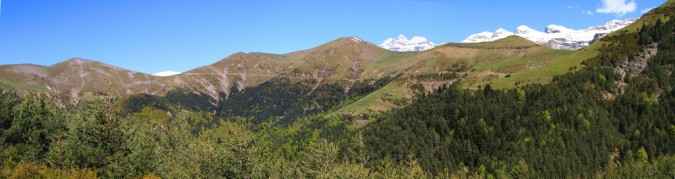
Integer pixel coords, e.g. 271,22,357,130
0,0,666,74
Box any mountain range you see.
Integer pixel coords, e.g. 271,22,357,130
462,18,637,50
0,11,656,117
0,35,583,116
377,18,637,52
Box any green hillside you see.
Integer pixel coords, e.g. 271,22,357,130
331,36,593,116
330,3,675,116
0,1,673,178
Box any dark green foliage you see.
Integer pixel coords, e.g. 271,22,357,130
0,89,19,130
47,99,127,171
115,93,171,115
413,72,459,81
585,11,675,67
357,18,675,178
164,88,215,112
1,94,65,164
584,31,642,66
218,77,393,124
217,77,313,123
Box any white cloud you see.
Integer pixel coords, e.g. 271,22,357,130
152,71,182,76
583,10,595,15
567,4,581,10
641,7,655,14
596,0,637,17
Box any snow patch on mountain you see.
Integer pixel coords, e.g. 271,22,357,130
462,18,637,50
379,34,437,52
153,71,182,76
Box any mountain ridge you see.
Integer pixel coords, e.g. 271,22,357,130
462,18,638,50
0,32,604,114
0,11,651,115
0,37,395,104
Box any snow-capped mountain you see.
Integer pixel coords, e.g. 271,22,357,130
462,28,514,43
379,34,437,52
462,18,637,50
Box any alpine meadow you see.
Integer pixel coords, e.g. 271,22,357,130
0,0,673,178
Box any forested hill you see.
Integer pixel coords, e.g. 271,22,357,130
356,3,675,177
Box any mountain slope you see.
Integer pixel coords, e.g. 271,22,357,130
0,37,392,103
331,3,672,115
330,36,582,116
0,58,174,104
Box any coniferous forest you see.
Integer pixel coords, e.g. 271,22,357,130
0,3,674,179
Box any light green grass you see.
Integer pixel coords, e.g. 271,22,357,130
24,84,47,91
327,80,410,116
473,49,574,72
485,48,597,89
361,53,421,78
472,55,528,72
0,82,16,91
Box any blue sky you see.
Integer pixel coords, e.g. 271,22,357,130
0,0,667,74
